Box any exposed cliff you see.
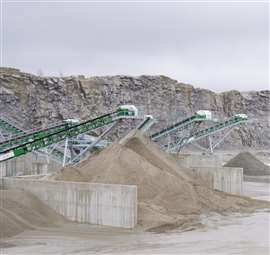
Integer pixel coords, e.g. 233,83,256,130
0,67,269,149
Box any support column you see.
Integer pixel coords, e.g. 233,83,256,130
208,135,213,154
62,137,69,167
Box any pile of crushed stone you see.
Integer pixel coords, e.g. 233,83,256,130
50,130,269,231
0,189,65,238
224,151,270,176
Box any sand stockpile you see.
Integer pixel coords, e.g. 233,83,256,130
225,151,270,176
0,189,65,238
51,130,269,231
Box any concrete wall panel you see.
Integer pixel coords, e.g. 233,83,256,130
178,154,224,168
0,154,61,177
188,167,243,195
2,178,137,228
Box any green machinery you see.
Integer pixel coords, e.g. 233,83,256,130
0,117,78,163
0,122,73,152
0,107,248,162
166,114,248,153
63,114,155,165
150,110,212,141
0,105,138,162
137,115,155,133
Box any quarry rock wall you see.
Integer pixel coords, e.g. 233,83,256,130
0,67,269,149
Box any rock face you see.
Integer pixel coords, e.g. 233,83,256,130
0,67,269,149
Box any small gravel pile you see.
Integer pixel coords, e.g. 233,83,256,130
225,152,270,176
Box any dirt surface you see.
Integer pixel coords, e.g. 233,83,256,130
2,211,269,255
224,151,270,176
0,189,65,238
1,181,269,255
50,130,269,231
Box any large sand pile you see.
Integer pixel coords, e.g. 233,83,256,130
224,151,270,176
0,189,65,238
51,130,269,231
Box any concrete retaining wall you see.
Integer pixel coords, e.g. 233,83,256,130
178,153,224,168
188,167,243,195
1,178,137,228
0,154,61,177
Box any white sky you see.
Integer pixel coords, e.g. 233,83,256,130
1,0,269,91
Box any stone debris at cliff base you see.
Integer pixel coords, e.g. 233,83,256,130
49,130,269,232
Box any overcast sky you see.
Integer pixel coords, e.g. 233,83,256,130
1,1,269,91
